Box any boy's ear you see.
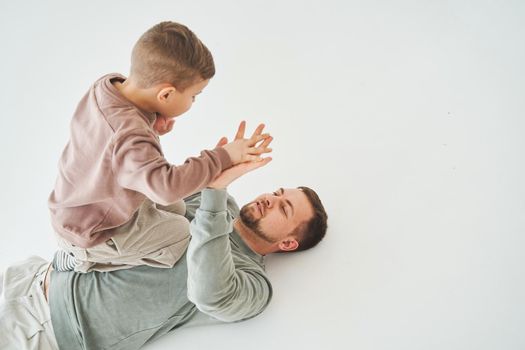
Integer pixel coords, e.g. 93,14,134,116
157,86,176,102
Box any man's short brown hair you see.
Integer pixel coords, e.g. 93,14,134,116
292,186,328,252
130,21,215,90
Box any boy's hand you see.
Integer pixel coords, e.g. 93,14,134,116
215,136,228,147
208,157,273,189
153,115,175,136
221,121,273,165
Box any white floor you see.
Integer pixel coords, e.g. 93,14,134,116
1,1,524,349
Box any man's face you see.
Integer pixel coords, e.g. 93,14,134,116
239,188,314,244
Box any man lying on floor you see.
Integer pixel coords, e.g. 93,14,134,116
0,159,328,350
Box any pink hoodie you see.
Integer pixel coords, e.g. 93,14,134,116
49,73,231,248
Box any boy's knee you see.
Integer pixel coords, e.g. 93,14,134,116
157,200,186,215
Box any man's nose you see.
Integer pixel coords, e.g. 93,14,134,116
264,195,277,208
264,197,271,208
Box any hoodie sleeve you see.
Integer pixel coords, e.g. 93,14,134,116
112,128,232,205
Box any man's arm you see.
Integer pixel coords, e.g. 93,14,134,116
186,188,272,322
186,128,273,322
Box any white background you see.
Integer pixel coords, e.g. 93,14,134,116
1,1,524,349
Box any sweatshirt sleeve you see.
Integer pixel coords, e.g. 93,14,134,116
186,189,272,322
112,128,232,205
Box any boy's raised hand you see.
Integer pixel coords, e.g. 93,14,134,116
220,121,273,165
153,115,175,136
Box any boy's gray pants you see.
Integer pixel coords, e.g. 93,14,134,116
56,199,190,273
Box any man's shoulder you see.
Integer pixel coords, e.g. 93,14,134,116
227,194,240,218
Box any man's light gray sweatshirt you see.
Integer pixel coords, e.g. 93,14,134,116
49,189,272,350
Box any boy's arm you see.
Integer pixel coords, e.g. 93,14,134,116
186,188,272,322
112,128,232,205
112,121,271,206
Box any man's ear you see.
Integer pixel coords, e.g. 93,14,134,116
278,238,299,252
157,86,176,103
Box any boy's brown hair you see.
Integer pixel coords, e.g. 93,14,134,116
130,21,215,91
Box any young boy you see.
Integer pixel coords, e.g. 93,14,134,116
48,21,272,272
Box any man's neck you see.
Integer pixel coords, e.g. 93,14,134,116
233,219,273,256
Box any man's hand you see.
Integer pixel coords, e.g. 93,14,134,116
221,121,273,164
208,157,273,189
153,115,175,136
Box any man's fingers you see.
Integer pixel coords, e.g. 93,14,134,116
247,145,272,155
249,133,271,146
246,157,272,170
250,123,266,139
243,154,262,162
234,120,246,140
237,156,272,171
258,136,273,149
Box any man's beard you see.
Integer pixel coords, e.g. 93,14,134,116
239,202,276,243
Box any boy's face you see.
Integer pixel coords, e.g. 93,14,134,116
156,79,209,119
